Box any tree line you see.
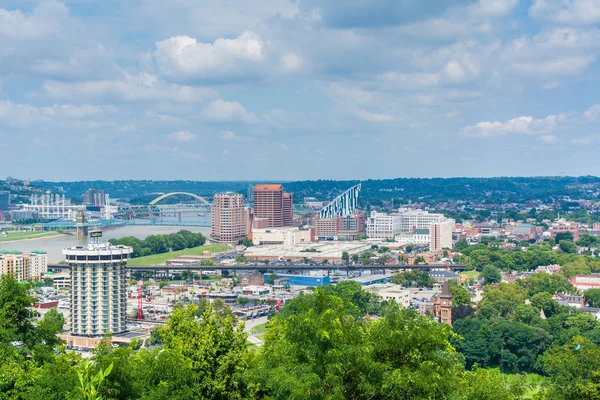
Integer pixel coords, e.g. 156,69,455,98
108,230,206,258
2,274,599,399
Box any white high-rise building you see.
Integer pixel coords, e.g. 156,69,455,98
430,219,455,252
366,211,402,239
63,242,132,337
397,208,446,232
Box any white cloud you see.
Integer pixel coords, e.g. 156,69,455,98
0,100,116,128
530,0,600,25
168,130,197,142
461,104,600,138
200,99,259,124
218,130,237,140
43,73,216,103
502,28,600,78
540,134,559,144
154,32,266,81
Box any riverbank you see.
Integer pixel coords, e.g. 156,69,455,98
127,243,230,266
0,231,66,244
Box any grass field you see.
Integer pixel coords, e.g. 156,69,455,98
249,323,268,340
127,243,229,266
0,231,61,243
461,270,480,280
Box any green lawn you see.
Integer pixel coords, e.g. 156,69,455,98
127,243,229,266
249,323,268,340
0,231,60,243
461,270,480,280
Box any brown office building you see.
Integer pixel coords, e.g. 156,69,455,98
211,193,246,245
253,184,293,227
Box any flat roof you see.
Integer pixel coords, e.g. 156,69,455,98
244,241,372,259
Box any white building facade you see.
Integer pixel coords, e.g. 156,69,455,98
252,227,313,246
366,211,402,239
63,243,132,337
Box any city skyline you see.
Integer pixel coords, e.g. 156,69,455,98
1,1,600,181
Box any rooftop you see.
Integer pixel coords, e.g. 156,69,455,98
254,184,283,190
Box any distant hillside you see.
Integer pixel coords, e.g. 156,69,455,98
34,176,600,205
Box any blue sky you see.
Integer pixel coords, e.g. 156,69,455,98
1,0,600,181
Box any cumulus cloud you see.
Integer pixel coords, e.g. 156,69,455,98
530,0,600,25
461,104,600,138
43,73,216,103
154,32,265,81
153,31,305,82
168,130,197,142
200,99,259,124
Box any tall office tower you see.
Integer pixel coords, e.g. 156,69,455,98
283,193,293,226
430,219,455,252
211,193,246,245
0,191,9,212
83,189,106,206
63,241,132,337
253,184,284,227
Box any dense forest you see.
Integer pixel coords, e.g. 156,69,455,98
2,274,599,399
32,176,600,205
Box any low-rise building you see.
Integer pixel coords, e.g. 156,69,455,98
553,292,585,308
364,284,411,308
570,274,600,291
251,226,314,246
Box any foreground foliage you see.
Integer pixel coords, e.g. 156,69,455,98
0,275,597,399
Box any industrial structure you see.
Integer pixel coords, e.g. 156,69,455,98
319,184,361,219
63,236,133,337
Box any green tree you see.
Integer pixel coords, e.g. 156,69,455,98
586,288,600,308
539,336,600,400
200,259,215,266
559,240,577,254
519,272,576,296
481,265,502,286
242,237,253,247
342,251,350,265
555,231,574,242
531,292,560,317
158,303,250,399
450,285,472,308
76,360,114,400
235,255,245,264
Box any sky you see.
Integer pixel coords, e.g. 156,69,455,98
1,0,600,181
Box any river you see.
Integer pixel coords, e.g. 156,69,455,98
0,225,211,263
